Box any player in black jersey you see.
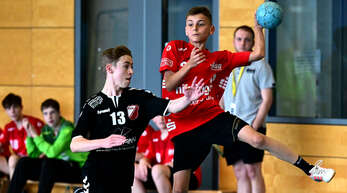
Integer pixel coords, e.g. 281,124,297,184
70,45,204,193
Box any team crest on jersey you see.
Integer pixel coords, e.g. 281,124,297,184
160,58,173,68
210,63,222,71
127,105,139,120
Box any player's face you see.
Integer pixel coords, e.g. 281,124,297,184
112,55,134,89
185,14,215,44
42,107,60,128
233,29,254,52
5,105,22,122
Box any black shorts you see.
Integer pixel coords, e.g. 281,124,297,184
224,126,266,165
142,166,199,190
80,153,134,193
172,112,248,173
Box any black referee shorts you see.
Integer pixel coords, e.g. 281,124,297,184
171,112,248,173
224,126,266,165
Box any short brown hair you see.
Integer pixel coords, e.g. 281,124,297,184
41,98,60,112
101,45,132,67
186,6,212,23
234,25,255,41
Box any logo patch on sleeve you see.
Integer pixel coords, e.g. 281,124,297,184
127,105,139,120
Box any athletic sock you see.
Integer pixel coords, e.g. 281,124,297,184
293,156,314,175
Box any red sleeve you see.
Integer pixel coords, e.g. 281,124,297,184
220,50,251,71
28,116,44,135
159,41,180,74
0,129,10,157
0,124,10,145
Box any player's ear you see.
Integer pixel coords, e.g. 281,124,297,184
185,25,189,37
105,63,113,73
210,25,215,35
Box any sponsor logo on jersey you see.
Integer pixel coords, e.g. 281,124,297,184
127,105,139,120
166,45,171,51
166,119,176,132
219,77,229,90
178,48,187,52
168,149,174,155
88,96,103,109
7,127,15,132
124,136,136,145
210,63,222,71
160,58,173,68
175,84,188,95
97,108,110,114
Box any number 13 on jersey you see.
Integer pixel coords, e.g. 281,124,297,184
110,111,126,125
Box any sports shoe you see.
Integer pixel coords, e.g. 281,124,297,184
309,160,335,183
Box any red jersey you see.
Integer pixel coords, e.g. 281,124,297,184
144,130,174,165
0,115,44,157
0,129,10,157
142,127,203,187
160,40,251,138
137,125,155,154
193,166,202,188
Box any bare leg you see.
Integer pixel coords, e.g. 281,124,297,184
172,169,191,193
233,161,251,193
132,163,147,193
152,164,171,193
245,162,265,193
0,156,9,175
8,154,20,179
237,125,297,164
132,178,146,193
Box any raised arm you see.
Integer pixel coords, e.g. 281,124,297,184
70,134,126,153
249,16,265,62
167,77,204,113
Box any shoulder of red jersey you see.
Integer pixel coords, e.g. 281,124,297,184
4,121,15,130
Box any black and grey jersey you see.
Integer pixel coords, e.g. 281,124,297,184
72,87,170,153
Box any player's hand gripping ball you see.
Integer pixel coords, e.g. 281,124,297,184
256,1,283,29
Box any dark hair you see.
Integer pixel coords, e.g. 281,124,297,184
41,98,60,112
186,6,212,23
234,25,255,41
101,45,132,67
2,93,22,109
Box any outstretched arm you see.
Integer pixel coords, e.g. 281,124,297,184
70,134,126,152
249,15,265,62
167,77,204,113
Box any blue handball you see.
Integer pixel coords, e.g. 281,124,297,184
256,2,283,29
